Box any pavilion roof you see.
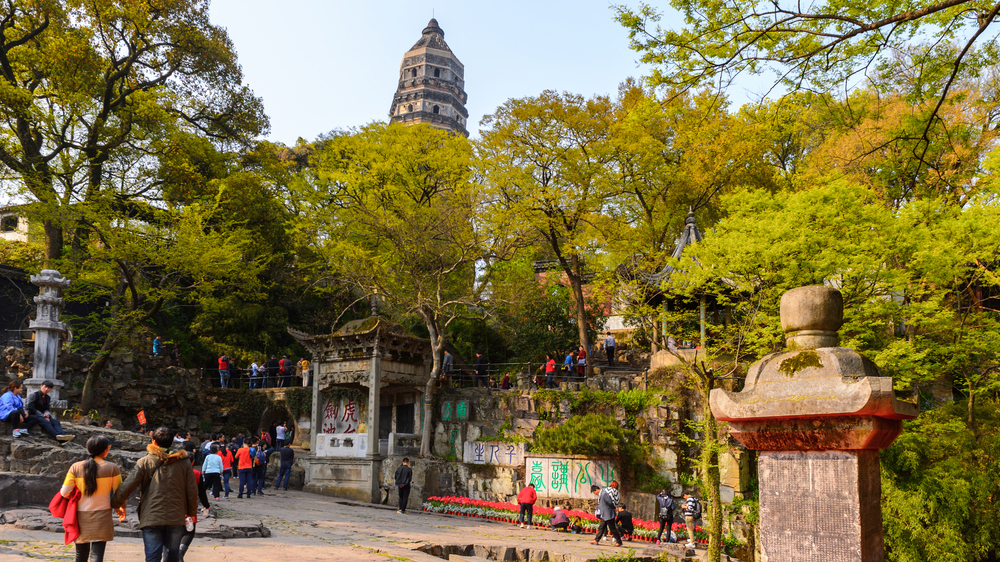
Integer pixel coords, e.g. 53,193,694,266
641,207,703,287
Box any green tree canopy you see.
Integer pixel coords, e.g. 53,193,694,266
293,122,504,456
479,90,617,357
0,0,267,261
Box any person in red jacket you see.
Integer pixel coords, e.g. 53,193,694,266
219,445,234,499
218,355,230,388
278,356,291,388
234,443,254,498
517,483,537,528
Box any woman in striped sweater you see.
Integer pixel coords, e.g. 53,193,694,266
61,435,126,562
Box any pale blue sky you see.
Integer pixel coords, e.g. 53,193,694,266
207,0,676,144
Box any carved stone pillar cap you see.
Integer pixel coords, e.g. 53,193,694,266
30,269,71,289
780,285,843,350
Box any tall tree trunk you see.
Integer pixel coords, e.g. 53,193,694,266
419,308,442,458
43,220,62,266
703,407,723,561
571,277,589,354
566,255,590,367
700,374,724,562
81,338,119,412
968,380,976,431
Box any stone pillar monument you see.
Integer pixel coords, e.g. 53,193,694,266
366,347,383,503
25,269,71,408
710,286,918,562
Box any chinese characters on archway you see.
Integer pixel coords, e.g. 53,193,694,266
523,456,618,499
321,396,362,434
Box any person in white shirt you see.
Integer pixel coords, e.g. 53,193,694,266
250,360,260,389
603,332,617,367
276,422,287,448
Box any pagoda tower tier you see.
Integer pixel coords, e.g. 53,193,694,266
389,19,469,137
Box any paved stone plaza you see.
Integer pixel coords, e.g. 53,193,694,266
0,489,706,562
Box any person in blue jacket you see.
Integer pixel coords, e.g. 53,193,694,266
0,380,28,438
563,351,576,382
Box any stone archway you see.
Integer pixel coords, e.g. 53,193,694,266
259,402,293,446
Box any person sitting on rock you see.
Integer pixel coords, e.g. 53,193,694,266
24,381,74,443
0,380,28,438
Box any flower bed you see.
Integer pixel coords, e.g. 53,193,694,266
421,496,709,543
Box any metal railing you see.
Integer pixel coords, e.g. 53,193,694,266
3,329,32,349
199,360,605,390
199,368,308,389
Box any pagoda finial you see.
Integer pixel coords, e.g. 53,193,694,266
423,17,442,36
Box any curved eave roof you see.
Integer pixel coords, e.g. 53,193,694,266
640,208,704,287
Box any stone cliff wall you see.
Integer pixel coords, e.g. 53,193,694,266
3,347,210,431
1,348,310,440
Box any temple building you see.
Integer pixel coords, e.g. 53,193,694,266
388,18,469,137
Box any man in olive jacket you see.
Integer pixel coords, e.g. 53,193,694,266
113,426,198,562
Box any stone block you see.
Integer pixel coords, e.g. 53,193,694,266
528,548,549,561
14,518,45,530
558,399,571,418
493,546,516,561
0,477,16,509
759,450,883,562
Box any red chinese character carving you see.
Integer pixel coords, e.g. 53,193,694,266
342,399,359,433
324,399,339,430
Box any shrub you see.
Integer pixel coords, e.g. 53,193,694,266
881,399,1000,562
532,414,649,473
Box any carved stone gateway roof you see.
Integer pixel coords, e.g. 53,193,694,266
288,316,425,354
288,316,432,388
333,316,407,338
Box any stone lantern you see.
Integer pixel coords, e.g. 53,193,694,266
710,286,918,562
24,269,71,408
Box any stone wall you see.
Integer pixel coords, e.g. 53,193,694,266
2,348,313,440
3,347,209,431
428,377,695,496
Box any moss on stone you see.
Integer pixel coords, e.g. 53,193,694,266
778,351,823,378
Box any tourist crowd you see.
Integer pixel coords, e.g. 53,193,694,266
43,422,297,562
437,332,626,390
510,481,703,549
216,355,311,389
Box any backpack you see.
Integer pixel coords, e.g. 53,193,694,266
688,498,702,519
255,448,268,467
659,495,674,517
